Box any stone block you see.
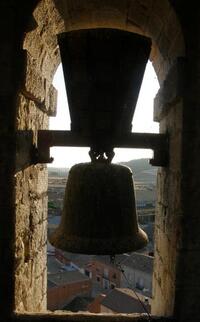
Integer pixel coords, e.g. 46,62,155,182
58,0,128,30
147,14,163,43
157,33,171,60
22,52,57,116
15,163,47,312
46,83,57,116
127,1,149,32
168,31,185,62
29,196,47,227
15,204,30,236
154,58,185,122
152,232,176,315
23,52,45,104
28,165,48,195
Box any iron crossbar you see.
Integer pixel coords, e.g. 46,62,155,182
15,130,168,171
37,130,168,167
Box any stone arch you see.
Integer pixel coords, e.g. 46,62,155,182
14,0,185,316
23,0,185,83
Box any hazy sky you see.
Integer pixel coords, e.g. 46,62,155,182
49,61,159,168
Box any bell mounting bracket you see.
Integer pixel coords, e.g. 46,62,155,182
15,129,168,171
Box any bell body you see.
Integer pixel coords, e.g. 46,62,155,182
49,163,148,255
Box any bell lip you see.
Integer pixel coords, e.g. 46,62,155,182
49,227,148,255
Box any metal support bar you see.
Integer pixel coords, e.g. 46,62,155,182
15,130,168,170
36,130,169,167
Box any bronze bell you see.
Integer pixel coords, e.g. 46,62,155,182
49,161,148,255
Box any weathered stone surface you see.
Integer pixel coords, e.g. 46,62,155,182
152,96,183,316
22,53,58,116
46,83,57,116
15,165,48,312
23,52,45,104
154,59,185,122
13,312,177,322
15,55,48,313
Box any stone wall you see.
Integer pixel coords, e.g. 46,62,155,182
174,6,200,320
14,44,57,311
0,1,41,319
14,313,176,322
13,0,61,313
152,60,184,315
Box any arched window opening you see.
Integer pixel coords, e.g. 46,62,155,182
10,0,187,319
47,61,159,313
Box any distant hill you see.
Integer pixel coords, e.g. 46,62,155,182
120,159,151,173
48,167,69,177
119,159,157,183
48,159,157,183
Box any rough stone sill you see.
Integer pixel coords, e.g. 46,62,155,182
13,312,176,322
